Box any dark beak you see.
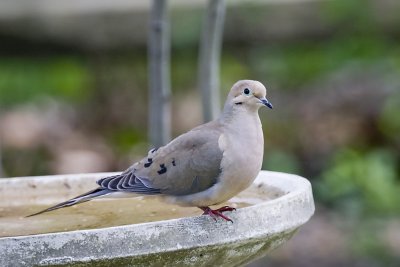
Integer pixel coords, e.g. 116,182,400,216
260,97,273,109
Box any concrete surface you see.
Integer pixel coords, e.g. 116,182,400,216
0,171,314,266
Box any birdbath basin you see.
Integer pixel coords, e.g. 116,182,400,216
0,171,314,266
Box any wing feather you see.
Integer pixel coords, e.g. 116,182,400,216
95,120,224,196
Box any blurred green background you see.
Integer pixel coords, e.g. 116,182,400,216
0,0,399,266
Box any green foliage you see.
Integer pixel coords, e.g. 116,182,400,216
106,127,147,154
246,35,397,90
0,57,91,107
263,149,300,174
171,48,198,91
379,91,400,144
317,148,400,216
322,0,376,34
171,9,202,48
220,52,250,95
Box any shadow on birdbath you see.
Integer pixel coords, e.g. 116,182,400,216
0,171,314,266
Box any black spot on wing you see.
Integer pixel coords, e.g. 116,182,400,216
144,158,153,168
150,148,158,153
172,159,176,166
157,164,167,175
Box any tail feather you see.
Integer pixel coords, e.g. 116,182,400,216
26,188,110,217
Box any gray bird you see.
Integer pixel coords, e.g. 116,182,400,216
27,80,273,222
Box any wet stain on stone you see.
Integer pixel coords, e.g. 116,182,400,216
64,182,71,189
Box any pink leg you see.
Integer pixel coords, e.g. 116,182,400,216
215,206,236,212
199,206,236,223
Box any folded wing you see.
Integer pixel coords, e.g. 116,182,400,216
97,120,224,196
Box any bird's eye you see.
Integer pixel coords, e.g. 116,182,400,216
243,88,251,95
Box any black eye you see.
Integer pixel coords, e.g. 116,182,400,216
243,88,250,95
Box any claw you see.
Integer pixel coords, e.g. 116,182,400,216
199,206,236,223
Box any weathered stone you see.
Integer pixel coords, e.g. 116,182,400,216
0,171,314,266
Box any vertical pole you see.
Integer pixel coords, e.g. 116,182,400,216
198,0,226,122
148,0,171,147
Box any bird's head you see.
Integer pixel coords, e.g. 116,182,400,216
226,80,273,111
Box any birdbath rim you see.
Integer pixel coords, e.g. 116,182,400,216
0,170,315,267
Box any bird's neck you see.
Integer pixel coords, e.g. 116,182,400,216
218,105,263,151
218,103,265,191
219,103,260,125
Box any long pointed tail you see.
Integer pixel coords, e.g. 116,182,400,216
26,188,111,217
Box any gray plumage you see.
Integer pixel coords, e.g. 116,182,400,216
27,80,273,221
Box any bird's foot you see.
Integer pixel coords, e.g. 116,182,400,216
199,206,236,223
215,205,236,213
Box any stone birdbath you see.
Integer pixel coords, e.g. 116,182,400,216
0,170,314,266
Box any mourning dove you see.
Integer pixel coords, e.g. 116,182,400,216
27,80,273,222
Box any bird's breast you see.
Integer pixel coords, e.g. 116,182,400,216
216,117,264,201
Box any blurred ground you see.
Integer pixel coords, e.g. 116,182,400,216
0,0,399,266
249,208,400,267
